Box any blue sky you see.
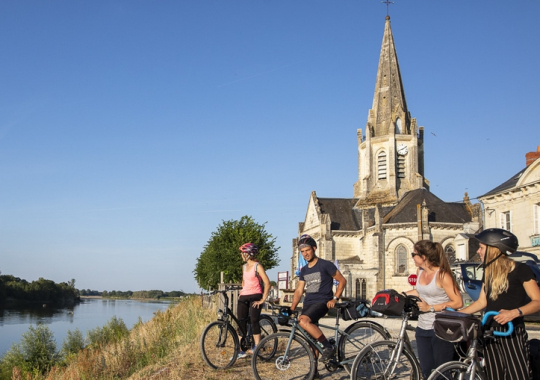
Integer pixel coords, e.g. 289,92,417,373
1,1,539,293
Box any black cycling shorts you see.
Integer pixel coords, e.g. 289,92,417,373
301,302,329,324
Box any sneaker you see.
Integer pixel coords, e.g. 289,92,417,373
320,345,335,363
237,351,248,359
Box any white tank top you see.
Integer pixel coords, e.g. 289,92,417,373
416,269,450,330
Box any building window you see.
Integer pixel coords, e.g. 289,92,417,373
500,211,512,231
534,204,540,235
445,245,456,264
395,118,403,134
355,279,367,300
378,151,387,179
396,245,407,275
397,155,406,178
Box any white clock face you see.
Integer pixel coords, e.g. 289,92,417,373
397,144,408,155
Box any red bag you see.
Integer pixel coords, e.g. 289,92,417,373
371,289,405,316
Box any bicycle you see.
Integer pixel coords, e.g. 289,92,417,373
426,311,514,380
350,294,423,380
200,285,278,369
251,300,391,380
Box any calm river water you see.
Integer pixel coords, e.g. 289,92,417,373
0,298,172,357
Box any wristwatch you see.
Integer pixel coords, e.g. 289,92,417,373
518,308,523,316
429,306,435,313
333,296,338,301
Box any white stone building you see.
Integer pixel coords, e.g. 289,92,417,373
478,146,540,256
289,16,481,300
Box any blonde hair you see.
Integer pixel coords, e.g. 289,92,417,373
484,245,515,301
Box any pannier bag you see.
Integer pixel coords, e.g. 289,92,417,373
371,289,406,316
434,310,480,343
278,306,291,326
341,301,370,321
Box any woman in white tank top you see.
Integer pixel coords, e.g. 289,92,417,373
406,240,463,379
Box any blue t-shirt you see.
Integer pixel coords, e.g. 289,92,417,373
299,258,338,306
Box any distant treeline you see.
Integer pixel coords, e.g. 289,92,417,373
0,275,79,306
79,289,187,299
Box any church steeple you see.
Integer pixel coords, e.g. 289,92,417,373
370,16,410,137
354,16,428,205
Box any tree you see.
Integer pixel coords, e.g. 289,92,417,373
194,216,280,290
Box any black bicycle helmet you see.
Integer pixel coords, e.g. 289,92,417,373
298,234,317,249
475,228,518,255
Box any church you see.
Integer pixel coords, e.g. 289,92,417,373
289,16,482,300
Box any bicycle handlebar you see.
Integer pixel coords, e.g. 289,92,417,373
482,311,514,337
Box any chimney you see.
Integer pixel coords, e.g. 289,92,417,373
526,146,540,166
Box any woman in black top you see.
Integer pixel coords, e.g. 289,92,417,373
460,228,540,380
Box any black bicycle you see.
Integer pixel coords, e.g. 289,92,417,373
200,285,278,369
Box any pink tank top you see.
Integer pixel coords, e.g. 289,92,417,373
240,263,262,296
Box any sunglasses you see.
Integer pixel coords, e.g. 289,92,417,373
411,253,422,258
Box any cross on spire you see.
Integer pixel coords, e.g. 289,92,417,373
381,0,394,17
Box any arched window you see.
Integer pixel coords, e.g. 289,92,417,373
378,151,387,179
395,118,403,134
396,245,407,275
445,244,456,264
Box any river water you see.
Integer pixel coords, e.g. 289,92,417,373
0,298,172,357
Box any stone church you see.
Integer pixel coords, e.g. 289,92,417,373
289,16,482,300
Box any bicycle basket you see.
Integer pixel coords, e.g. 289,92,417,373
341,301,370,321
278,306,291,326
371,289,405,316
434,310,480,343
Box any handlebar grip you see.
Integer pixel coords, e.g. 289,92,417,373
482,311,514,337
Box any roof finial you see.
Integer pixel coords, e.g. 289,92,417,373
381,0,394,18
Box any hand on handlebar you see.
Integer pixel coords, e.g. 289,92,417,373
493,309,519,325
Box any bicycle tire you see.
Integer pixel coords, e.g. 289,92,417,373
251,332,316,380
338,321,391,374
256,314,278,360
350,340,421,380
200,321,239,370
427,361,485,380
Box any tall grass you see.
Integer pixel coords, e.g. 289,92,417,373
5,295,240,380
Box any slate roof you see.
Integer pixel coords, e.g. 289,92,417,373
316,198,362,231
479,167,527,198
315,188,472,232
383,188,472,224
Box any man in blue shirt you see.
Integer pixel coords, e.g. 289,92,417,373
291,234,346,363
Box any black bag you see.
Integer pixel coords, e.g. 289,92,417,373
371,289,405,316
434,311,480,343
278,306,291,326
341,301,370,321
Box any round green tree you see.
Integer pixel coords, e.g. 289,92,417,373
194,216,280,290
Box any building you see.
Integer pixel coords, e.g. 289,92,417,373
478,146,540,256
290,16,481,300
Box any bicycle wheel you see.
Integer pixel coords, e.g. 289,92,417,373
251,332,316,380
427,361,484,380
259,314,278,338
339,321,391,373
350,340,421,380
200,321,239,369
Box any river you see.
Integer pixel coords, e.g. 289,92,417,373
0,297,172,357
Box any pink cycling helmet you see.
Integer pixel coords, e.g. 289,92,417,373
239,243,259,256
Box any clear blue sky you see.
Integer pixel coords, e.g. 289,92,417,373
1,1,539,293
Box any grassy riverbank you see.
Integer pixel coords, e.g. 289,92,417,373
4,296,252,380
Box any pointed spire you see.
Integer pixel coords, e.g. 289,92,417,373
367,16,410,137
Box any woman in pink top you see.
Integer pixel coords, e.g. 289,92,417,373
237,243,270,358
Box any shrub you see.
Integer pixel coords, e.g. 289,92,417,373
61,328,85,359
86,316,129,348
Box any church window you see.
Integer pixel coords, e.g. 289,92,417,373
395,245,407,275
355,279,367,300
445,244,456,264
378,151,387,179
397,155,406,178
395,118,403,134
